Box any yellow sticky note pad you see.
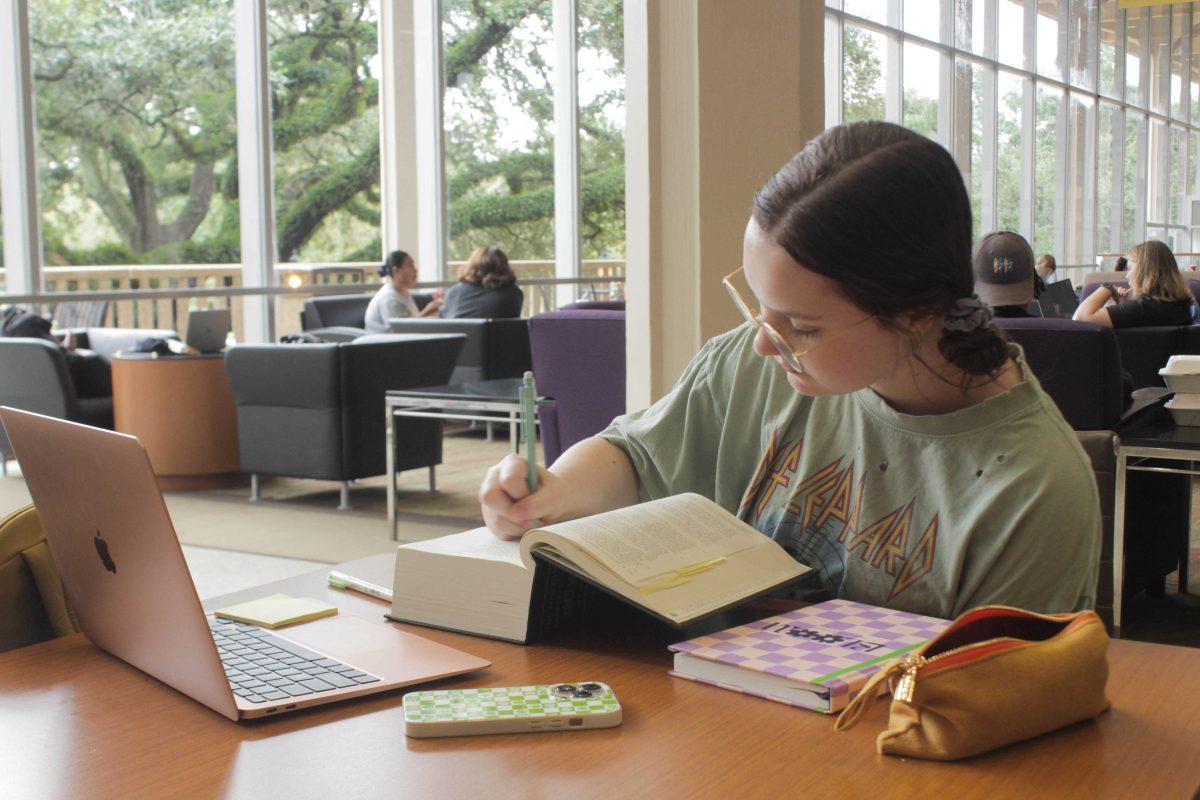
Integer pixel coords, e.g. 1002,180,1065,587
214,594,338,629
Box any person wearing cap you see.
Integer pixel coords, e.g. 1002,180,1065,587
1073,239,1194,328
364,250,442,333
973,231,1037,318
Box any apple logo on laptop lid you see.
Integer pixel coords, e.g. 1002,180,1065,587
93,529,117,574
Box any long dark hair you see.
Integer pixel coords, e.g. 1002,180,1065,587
379,250,411,277
752,121,1010,379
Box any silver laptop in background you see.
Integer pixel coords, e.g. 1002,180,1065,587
184,308,232,353
0,407,489,721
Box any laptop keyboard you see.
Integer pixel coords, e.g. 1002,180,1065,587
208,617,380,705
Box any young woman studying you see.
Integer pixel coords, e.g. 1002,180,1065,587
478,122,1100,619
1073,240,1195,328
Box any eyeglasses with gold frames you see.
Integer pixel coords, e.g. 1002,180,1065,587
722,266,873,375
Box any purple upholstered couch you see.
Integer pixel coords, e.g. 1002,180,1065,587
530,308,625,466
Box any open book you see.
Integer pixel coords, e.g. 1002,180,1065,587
387,493,810,643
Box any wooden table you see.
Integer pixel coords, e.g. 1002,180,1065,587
2,555,1199,799
111,352,240,490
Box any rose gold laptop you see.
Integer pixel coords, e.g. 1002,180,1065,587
0,407,489,721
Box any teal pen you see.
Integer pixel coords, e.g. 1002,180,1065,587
520,371,538,493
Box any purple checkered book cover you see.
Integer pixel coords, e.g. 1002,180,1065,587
668,599,949,712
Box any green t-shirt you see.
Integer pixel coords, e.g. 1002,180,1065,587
599,324,1100,619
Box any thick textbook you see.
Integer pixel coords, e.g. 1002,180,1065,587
386,493,810,643
668,599,949,713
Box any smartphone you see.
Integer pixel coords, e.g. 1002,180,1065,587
403,681,622,738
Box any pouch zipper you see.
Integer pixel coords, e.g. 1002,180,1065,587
893,641,985,704
892,612,1097,704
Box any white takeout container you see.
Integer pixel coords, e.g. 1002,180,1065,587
1165,393,1200,426
1159,356,1200,394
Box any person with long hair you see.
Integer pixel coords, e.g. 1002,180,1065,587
441,246,524,319
477,122,1099,619
1073,240,1194,327
364,250,441,332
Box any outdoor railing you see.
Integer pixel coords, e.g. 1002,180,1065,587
29,259,625,340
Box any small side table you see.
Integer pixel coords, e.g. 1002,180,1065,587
1112,414,1199,637
385,377,547,540
111,353,241,490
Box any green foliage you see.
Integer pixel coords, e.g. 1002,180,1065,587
842,26,884,123
29,0,626,271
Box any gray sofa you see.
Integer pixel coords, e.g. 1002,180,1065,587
224,333,466,508
300,293,434,340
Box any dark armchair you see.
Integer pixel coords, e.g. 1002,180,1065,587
529,309,626,466
0,326,177,472
224,333,466,509
997,317,1189,630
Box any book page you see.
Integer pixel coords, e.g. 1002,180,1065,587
402,527,525,568
526,493,765,586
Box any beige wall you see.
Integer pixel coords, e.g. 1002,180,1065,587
624,1,826,410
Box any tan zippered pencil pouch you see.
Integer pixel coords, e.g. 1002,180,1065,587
834,605,1111,760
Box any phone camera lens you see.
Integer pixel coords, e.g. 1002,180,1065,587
554,684,576,694
580,683,602,691
571,690,593,698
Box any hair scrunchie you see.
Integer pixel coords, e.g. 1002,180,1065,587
943,295,994,334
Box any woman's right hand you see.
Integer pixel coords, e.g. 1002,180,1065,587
479,453,569,540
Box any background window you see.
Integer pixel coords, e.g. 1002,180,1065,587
442,0,556,267
826,1,1200,279
843,25,888,123
1034,83,1062,257
996,71,1024,234
906,0,941,43
903,43,940,140
1097,102,1117,252
577,0,625,266
30,0,239,270
269,1,382,265
1099,0,1119,99
998,0,1026,69
954,0,985,55
1036,0,1063,80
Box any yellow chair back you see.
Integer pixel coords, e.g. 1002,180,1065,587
0,503,78,652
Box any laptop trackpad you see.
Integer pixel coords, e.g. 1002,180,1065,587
277,615,489,681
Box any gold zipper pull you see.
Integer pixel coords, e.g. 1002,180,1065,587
892,654,927,705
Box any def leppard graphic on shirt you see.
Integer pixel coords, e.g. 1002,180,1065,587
737,430,938,600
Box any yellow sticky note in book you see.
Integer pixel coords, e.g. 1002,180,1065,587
214,594,338,629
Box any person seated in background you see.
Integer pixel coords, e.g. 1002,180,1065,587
364,250,442,332
1034,253,1056,296
1073,240,1194,328
973,231,1037,318
441,246,524,319
0,307,111,397
1115,256,1128,272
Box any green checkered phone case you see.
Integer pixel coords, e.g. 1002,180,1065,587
403,682,622,738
